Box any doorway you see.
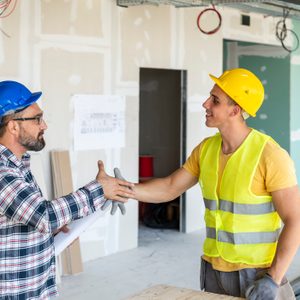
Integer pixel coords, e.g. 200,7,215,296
139,67,187,232
223,40,291,151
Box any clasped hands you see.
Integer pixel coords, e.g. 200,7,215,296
96,161,134,215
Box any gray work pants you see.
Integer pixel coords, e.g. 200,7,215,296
200,258,295,299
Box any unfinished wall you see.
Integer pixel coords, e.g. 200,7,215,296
0,0,292,262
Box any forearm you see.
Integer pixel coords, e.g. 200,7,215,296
268,219,300,284
133,168,198,203
134,177,179,203
48,180,105,231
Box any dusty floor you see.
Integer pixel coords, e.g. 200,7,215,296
57,225,300,300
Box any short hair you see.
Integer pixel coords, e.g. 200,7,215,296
0,110,25,137
227,96,249,120
227,97,236,106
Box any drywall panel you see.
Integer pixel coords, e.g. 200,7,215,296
118,94,139,250
0,2,21,77
182,8,222,94
222,7,280,45
41,0,103,38
118,199,138,251
123,96,139,149
73,149,108,187
119,6,172,82
40,48,105,149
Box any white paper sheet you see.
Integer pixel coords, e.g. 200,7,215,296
73,94,125,151
54,209,104,256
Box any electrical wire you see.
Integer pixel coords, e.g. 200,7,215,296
275,8,299,53
0,0,17,38
0,27,10,37
197,4,222,35
0,0,17,18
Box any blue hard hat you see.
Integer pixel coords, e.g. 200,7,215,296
0,81,42,117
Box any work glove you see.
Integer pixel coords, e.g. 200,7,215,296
101,168,126,215
245,273,279,300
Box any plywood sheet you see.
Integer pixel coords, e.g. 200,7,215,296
51,150,83,275
127,285,244,300
60,239,83,275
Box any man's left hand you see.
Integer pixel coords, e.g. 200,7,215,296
245,273,279,300
53,224,70,235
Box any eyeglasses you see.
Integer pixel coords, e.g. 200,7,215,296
13,115,44,125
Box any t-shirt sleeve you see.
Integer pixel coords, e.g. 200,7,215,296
182,140,206,178
263,141,298,192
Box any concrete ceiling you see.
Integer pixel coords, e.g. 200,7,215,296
116,0,300,19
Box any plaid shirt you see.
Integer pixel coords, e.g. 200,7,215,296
0,145,105,299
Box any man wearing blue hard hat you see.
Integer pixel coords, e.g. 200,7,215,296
0,81,134,299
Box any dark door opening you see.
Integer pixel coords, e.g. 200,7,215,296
139,67,187,232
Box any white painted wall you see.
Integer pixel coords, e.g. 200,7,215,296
0,0,284,261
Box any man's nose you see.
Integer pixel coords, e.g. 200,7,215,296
202,97,210,109
40,119,48,130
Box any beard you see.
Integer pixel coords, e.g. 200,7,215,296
19,128,46,152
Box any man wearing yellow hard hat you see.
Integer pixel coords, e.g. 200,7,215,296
131,68,300,299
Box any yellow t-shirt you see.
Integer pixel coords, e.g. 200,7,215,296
183,135,298,272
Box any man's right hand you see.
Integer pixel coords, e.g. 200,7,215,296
245,273,279,300
96,160,134,202
101,168,128,215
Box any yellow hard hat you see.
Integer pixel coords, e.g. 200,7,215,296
209,68,264,117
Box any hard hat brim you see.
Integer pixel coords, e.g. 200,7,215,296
209,73,236,104
209,74,231,101
209,73,225,94
209,74,218,83
28,91,42,105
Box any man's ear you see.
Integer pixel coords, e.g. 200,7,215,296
230,104,242,117
6,120,19,135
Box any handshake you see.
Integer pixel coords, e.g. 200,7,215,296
100,168,129,215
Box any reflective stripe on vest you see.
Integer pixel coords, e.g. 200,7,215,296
199,129,281,265
204,198,276,214
206,226,280,244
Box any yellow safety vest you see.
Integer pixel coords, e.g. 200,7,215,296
199,129,281,265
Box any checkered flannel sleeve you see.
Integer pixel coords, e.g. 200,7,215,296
0,167,105,233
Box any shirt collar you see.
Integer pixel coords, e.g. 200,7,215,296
0,144,31,168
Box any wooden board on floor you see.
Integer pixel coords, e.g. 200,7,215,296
127,284,244,300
